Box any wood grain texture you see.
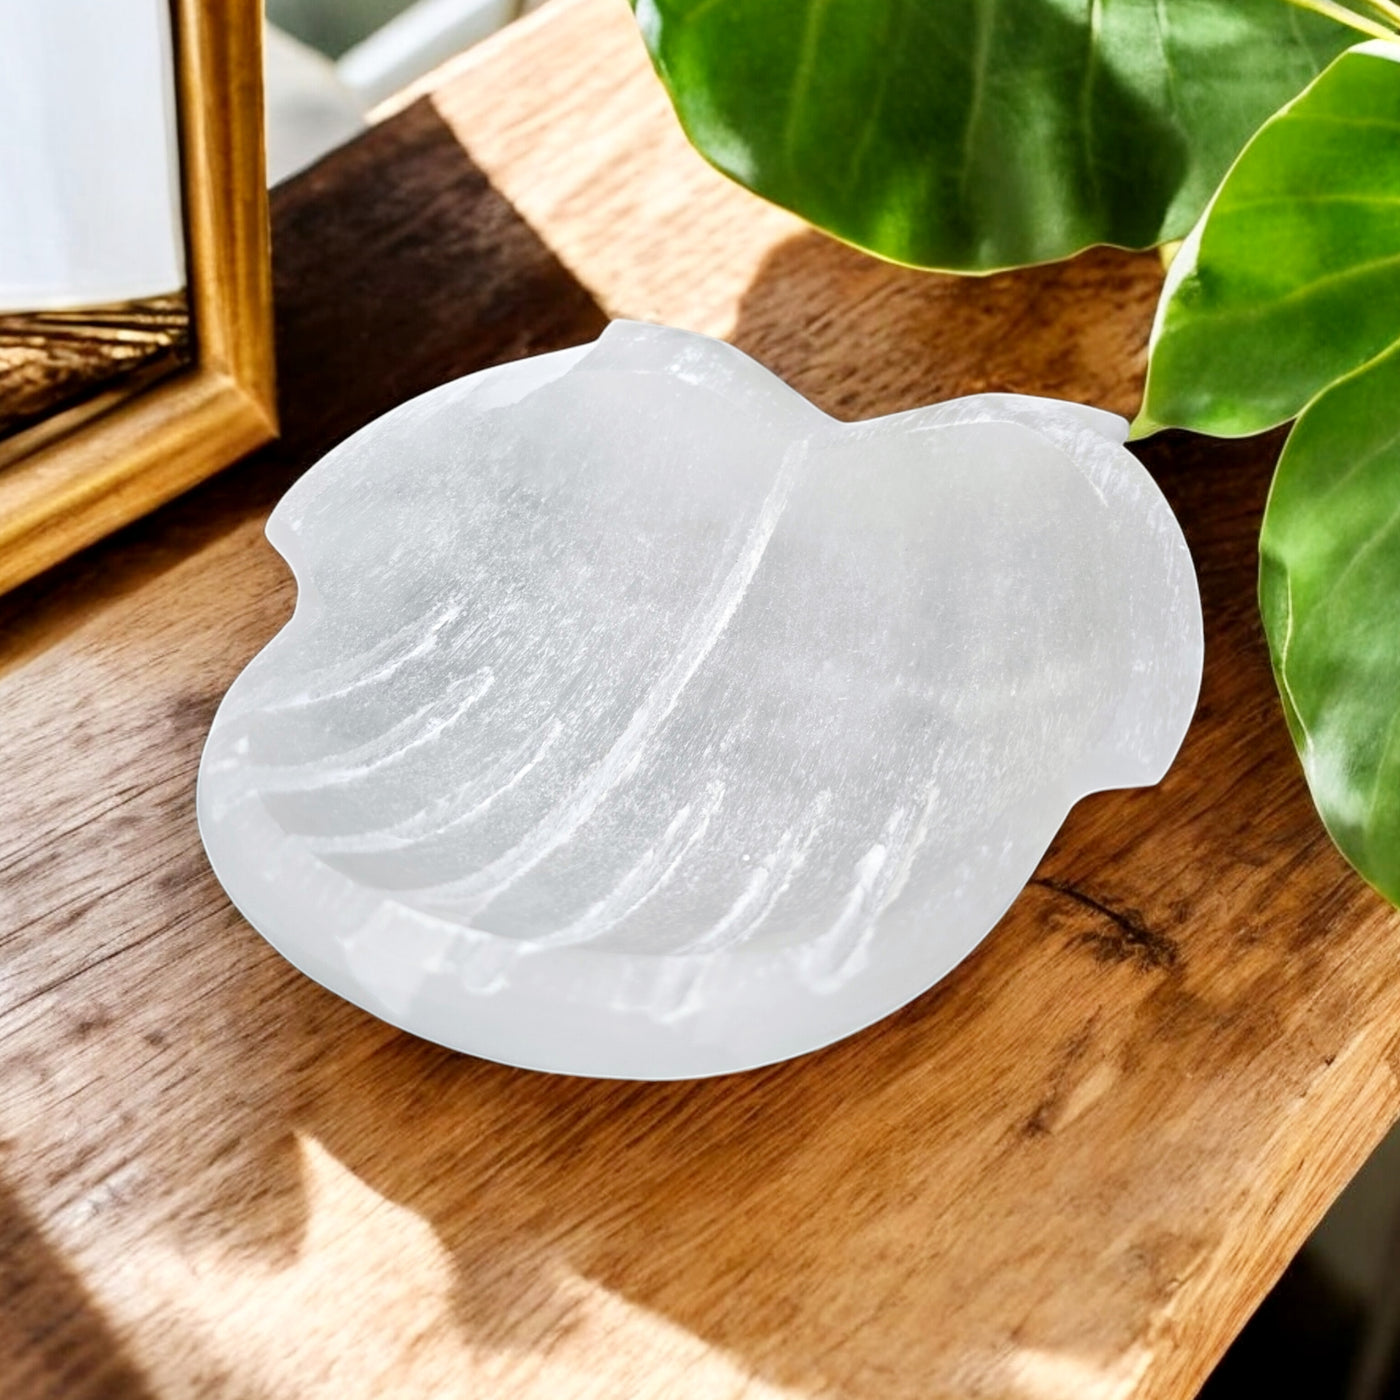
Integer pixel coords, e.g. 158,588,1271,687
3,2,1400,1398
0,295,192,443
0,0,275,597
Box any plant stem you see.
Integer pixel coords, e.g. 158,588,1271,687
1284,0,1396,39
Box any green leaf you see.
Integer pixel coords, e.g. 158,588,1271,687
1142,40,1400,902
1140,41,1400,437
631,0,1350,272
1261,341,1400,903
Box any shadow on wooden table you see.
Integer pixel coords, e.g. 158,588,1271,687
728,229,1165,425
0,1180,157,1399
183,935,999,1379
4,94,1387,1400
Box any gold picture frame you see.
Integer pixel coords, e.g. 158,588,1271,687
0,0,276,596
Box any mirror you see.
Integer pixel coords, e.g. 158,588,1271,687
1,0,189,460
0,0,275,595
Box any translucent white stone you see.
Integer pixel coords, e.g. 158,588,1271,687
198,322,1202,1078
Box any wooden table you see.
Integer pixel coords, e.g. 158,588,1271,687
6,2,1400,1396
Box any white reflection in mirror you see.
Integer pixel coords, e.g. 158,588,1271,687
0,0,191,450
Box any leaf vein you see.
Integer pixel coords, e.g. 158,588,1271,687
1080,0,1105,218
1364,701,1400,833
1182,249,1400,329
1223,193,1400,212
781,0,831,176
1291,471,1400,654
957,0,999,201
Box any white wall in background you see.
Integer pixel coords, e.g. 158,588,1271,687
264,26,368,186
0,0,185,311
337,0,522,109
263,0,537,183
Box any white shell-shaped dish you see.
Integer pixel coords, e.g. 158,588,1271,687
199,322,1202,1079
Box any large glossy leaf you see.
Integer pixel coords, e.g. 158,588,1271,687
1260,342,1400,904
1139,41,1400,437
631,0,1350,271
1142,41,1400,902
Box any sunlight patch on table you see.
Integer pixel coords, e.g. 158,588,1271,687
417,0,805,338
982,1342,1155,1400
97,1133,806,1399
